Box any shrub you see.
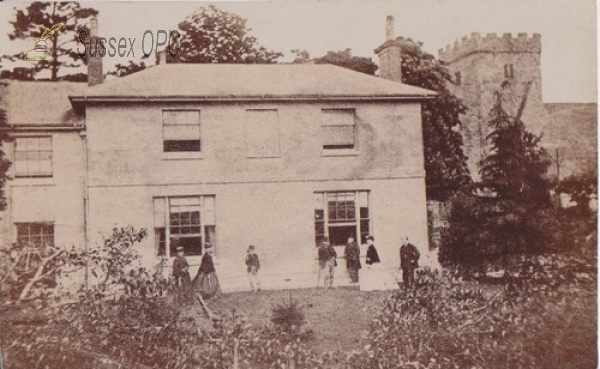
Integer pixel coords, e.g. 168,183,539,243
270,296,307,333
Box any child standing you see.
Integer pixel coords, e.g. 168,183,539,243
245,245,261,292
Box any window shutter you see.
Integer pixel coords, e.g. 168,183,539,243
322,109,356,149
154,197,166,228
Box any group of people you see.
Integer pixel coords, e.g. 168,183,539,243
172,243,262,303
318,235,420,290
172,235,420,299
172,242,221,303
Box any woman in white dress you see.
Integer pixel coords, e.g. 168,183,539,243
360,235,399,291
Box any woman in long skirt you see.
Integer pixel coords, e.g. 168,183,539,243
360,235,399,291
193,242,221,299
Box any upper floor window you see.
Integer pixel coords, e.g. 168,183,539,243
16,222,54,247
504,64,514,79
455,71,462,86
245,109,280,157
162,110,201,152
14,136,53,177
321,109,356,151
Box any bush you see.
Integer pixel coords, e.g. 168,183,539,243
439,192,560,277
270,296,306,333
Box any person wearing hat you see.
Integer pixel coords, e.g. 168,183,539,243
172,244,192,303
317,236,337,288
344,235,361,284
360,235,399,291
365,235,380,265
193,242,221,299
399,236,420,289
245,245,261,292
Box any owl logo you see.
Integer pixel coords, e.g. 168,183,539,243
23,22,65,61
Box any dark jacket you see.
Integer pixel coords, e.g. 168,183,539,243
318,243,337,267
246,253,260,273
173,255,190,279
344,242,361,269
198,252,216,274
365,244,380,265
400,243,420,269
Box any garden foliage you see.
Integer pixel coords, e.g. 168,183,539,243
439,88,560,274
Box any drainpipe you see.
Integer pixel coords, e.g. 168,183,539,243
80,129,90,289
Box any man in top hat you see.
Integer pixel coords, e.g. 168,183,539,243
399,236,420,288
317,236,337,288
344,235,361,284
172,244,192,303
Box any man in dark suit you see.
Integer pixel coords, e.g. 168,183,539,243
399,236,420,288
344,235,361,283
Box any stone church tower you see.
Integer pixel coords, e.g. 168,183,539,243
438,33,547,180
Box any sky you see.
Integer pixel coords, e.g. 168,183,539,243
0,0,597,103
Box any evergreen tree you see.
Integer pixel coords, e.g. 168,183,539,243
3,2,98,80
440,87,557,275
479,90,551,204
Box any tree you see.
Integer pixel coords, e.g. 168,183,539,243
440,88,557,275
169,5,282,64
108,61,147,78
479,88,551,203
3,2,98,80
0,99,11,212
312,49,377,75
396,38,472,201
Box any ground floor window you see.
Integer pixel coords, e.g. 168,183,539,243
314,190,370,246
154,195,216,258
16,222,54,247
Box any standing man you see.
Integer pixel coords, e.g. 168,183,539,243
172,245,192,303
344,235,361,284
317,236,337,288
399,236,420,288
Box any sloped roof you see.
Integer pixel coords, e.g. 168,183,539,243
70,64,436,108
1,81,85,126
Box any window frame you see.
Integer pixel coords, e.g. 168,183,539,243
504,64,515,79
314,190,371,246
154,195,216,258
321,109,359,156
15,222,55,247
13,136,53,178
161,109,202,154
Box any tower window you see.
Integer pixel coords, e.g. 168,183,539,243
455,72,462,86
504,64,515,78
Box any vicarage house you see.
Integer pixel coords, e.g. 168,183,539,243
2,18,438,291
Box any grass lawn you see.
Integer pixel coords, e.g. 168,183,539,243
185,286,393,352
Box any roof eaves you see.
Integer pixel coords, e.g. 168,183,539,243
70,92,436,109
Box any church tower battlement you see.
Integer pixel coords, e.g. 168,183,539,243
438,32,541,63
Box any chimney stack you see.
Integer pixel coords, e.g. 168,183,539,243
385,15,395,41
87,18,103,86
156,49,168,65
374,15,403,83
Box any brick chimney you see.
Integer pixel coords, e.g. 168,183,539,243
156,49,168,65
87,18,103,86
374,16,403,83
